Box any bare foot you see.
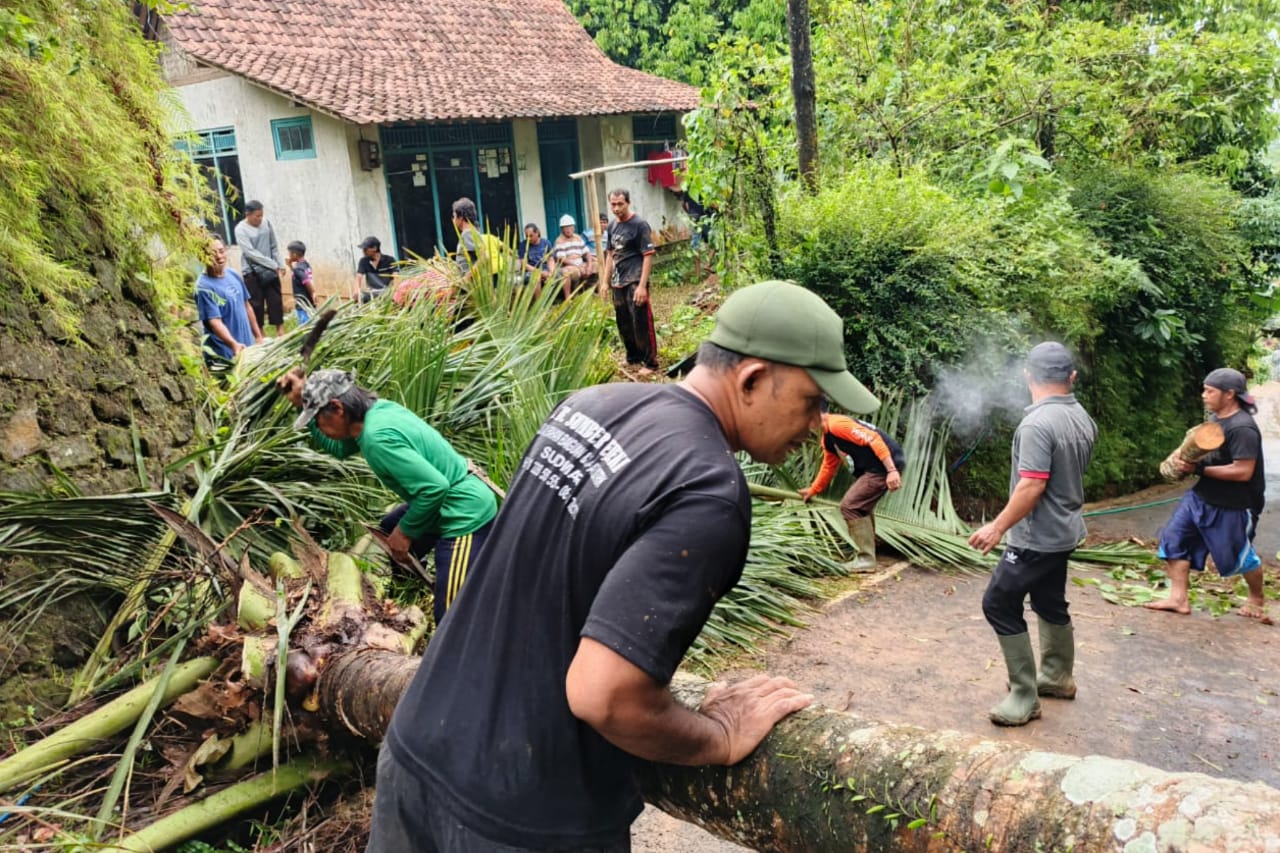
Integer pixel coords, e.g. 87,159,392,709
636,366,656,378
1238,600,1267,620
1144,598,1191,615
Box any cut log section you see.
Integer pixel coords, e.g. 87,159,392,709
1159,421,1225,481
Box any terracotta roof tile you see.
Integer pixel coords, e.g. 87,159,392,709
164,0,701,124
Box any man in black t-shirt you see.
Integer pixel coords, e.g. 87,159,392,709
1148,368,1267,620
353,235,397,303
598,188,658,374
367,281,880,853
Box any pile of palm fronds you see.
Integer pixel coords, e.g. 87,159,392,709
745,392,1156,576
0,251,1173,849
0,260,618,701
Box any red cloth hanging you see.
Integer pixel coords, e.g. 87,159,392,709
646,151,677,188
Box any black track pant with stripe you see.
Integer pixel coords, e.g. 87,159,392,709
380,506,493,626
610,281,658,369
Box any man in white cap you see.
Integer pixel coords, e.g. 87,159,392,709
549,213,595,300
367,280,878,853
1146,367,1267,619
969,342,1097,727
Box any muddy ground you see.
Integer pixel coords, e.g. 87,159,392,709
633,383,1280,852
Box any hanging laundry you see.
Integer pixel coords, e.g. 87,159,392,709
646,150,677,188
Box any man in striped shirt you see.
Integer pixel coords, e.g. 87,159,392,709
799,404,905,570
549,214,595,300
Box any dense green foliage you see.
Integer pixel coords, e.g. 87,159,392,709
666,0,1280,499
0,1,207,331
567,0,783,85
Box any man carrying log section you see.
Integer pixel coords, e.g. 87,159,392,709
798,403,904,570
277,368,497,625
968,342,1097,727
366,280,880,852
1146,367,1267,619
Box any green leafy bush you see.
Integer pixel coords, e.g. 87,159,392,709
761,160,1271,502
775,165,1017,393
0,0,209,334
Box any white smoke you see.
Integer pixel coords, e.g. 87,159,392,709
929,342,1031,439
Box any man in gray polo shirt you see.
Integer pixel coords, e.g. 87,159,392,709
968,342,1097,726
234,200,288,338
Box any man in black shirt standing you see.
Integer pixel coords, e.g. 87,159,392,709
367,280,880,853
1147,368,1267,619
353,236,397,303
599,188,659,375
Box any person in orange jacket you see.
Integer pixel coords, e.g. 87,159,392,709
799,404,905,570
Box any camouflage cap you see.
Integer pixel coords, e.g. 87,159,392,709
294,368,356,430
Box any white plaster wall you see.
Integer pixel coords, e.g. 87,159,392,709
590,115,684,240
169,75,392,297
512,119,545,235
577,117,608,240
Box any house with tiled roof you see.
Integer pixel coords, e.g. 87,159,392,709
154,0,700,289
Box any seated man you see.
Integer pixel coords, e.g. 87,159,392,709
583,212,608,253
515,223,552,294
548,214,596,300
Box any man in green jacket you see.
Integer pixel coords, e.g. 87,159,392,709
279,368,497,624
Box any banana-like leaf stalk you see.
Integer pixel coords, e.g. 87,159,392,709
221,718,274,772
99,757,350,853
0,656,218,795
237,581,275,631
91,639,191,840
273,579,312,769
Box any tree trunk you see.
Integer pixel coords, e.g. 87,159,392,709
317,647,420,742
317,651,1280,852
787,0,819,192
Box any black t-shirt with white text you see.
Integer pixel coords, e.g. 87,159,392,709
606,214,655,288
1194,409,1265,514
384,383,751,848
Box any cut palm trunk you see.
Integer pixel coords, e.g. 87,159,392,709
1159,421,1225,481
317,650,1280,852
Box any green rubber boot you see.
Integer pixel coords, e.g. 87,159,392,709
845,516,879,572
1036,619,1077,699
990,633,1042,726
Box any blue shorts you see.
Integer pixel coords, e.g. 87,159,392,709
1157,490,1260,577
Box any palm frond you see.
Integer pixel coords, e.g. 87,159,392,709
687,496,849,670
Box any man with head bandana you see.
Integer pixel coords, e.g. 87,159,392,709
1146,368,1267,620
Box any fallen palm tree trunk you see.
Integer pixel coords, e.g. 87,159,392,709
319,650,1280,852
637,679,1280,852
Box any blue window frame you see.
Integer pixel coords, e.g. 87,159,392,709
271,116,316,160
176,127,243,245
